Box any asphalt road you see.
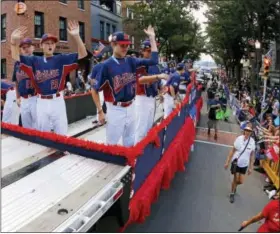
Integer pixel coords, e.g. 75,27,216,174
126,92,269,233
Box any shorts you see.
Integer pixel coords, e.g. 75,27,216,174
207,119,218,130
235,165,248,175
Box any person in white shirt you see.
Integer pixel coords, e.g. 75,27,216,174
224,123,256,203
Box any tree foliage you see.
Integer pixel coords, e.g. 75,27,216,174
205,0,280,83
124,0,205,61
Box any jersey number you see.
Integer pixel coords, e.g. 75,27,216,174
51,80,59,90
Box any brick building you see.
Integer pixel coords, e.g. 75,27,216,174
1,0,91,80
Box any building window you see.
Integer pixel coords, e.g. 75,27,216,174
131,36,135,49
116,1,121,15
106,23,110,41
34,11,44,38
78,0,84,10
100,21,104,40
79,21,85,42
1,59,6,79
126,8,134,19
59,0,67,4
59,17,67,41
112,25,116,33
1,14,6,41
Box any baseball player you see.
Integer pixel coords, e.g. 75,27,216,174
135,40,168,143
90,53,107,118
163,63,185,118
12,38,37,129
1,79,20,124
91,26,159,147
10,22,87,135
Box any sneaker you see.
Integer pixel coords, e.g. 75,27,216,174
229,193,235,203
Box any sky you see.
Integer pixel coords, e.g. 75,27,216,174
191,3,215,62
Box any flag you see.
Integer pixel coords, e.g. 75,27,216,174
189,105,197,126
93,41,106,56
265,49,273,61
266,144,279,162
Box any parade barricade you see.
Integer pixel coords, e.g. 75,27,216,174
1,83,203,230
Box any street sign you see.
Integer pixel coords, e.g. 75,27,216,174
14,2,27,15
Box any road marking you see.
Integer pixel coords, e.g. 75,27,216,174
196,126,239,135
194,140,232,148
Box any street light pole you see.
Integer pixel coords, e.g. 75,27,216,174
255,40,261,90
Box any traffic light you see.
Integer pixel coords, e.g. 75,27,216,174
263,57,270,78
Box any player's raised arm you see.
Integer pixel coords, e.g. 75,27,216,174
67,20,87,60
10,26,28,61
135,26,159,67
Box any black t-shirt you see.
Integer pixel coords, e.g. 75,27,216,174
207,88,215,99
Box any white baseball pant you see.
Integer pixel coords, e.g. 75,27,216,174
2,89,20,125
20,96,37,129
36,92,68,135
163,93,174,118
135,95,156,143
96,91,104,122
105,101,136,147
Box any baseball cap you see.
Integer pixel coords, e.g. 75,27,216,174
19,38,33,47
140,40,160,50
183,58,192,63
244,125,253,131
40,34,58,44
176,63,185,70
110,31,131,45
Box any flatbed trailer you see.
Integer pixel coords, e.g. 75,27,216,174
1,104,164,232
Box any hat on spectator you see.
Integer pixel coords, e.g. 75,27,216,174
19,38,33,47
244,125,253,131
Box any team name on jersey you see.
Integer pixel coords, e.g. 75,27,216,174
16,70,29,82
113,72,135,93
35,69,60,83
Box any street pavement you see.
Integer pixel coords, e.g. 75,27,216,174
126,91,269,233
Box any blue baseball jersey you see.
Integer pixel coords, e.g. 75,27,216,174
170,67,176,74
183,70,190,82
12,61,36,97
1,80,15,97
137,65,162,98
93,52,158,102
166,71,181,94
162,67,170,74
19,53,78,95
90,63,103,88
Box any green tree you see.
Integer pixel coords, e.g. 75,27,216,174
124,0,205,61
205,0,280,90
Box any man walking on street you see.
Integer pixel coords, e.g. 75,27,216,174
207,93,221,140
